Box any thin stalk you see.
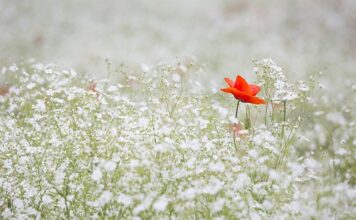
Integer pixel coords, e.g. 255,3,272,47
233,101,240,153
235,101,240,118
275,100,288,168
151,114,157,144
270,102,274,124
264,103,268,126
281,100,287,138
245,105,251,130
263,84,271,126
329,135,337,179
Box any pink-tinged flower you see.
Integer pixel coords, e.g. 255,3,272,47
227,123,249,140
87,81,100,99
0,85,9,96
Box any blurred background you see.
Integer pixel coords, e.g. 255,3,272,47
1,0,355,87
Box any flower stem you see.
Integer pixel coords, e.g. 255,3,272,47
275,100,288,169
281,100,287,138
235,101,240,118
264,103,268,126
245,105,251,130
233,101,240,153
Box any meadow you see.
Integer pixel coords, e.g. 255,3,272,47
0,0,355,219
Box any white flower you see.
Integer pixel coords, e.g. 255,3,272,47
9,64,18,72
138,117,149,127
298,81,310,92
34,100,46,112
212,198,225,213
153,196,169,212
326,112,346,126
117,194,133,207
133,196,153,214
13,198,24,209
44,69,53,74
172,73,181,82
42,195,53,205
103,161,117,172
233,173,251,191
55,169,65,185
180,188,196,200
107,85,118,92
254,58,297,101
141,63,152,72
97,191,112,207
91,169,102,182
209,162,225,173
27,82,36,89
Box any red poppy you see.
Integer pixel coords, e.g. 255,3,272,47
221,75,266,104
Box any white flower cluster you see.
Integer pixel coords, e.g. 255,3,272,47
0,61,355,219
254,58,297,102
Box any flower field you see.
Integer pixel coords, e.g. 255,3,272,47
1,59,355,219
1,0,356,219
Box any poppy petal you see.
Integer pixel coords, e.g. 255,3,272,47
224,78,235,87
222,87,251,102
221,87,248,100
222,87,266,104
221,87,236,94
245,96,266,104
235,75,251,93
249,84,261,96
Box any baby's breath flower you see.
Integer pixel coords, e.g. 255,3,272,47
254,58,297,102
91,169,103,182
0,61,353,219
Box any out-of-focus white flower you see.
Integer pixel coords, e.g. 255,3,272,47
326,112,346,126
107,85,118,92
117,194,133,207
97,191,112,207
153,196,169,212
233,173,251,191
172,73,181,82
27,82,36,89
212,198,225,213
34,100,46,112
42,195,53,205
103,161,117,172
91,169,102,182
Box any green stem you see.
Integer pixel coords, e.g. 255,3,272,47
235,101,240,118
233,101,240,153
329,134,337,179
275,100,288,168
275,100,289,168
264,103,268,126
281,100,287,138
245,105,251,130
